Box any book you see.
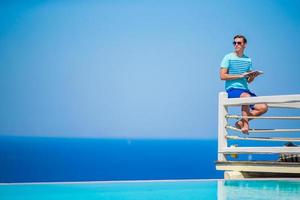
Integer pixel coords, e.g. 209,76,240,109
243,70,264,78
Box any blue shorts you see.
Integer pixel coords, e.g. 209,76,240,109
226,88,256,110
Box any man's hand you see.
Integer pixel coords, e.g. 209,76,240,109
242,71,260,83
247,73,256,83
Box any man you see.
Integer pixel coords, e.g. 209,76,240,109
220,35,268,134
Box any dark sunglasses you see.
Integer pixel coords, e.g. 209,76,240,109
233,41,243,45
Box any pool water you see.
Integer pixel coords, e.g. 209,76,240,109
0,179,300,200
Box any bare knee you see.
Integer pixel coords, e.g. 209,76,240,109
255,104,268,114
260,104,268,113
240,92,251,98
262,104,268,113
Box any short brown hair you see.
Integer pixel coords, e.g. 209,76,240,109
234,35,247,44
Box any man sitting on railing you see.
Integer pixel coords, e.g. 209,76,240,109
220,34,268,134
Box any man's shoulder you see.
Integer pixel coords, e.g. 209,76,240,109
222,52,234,60
224,52,234,58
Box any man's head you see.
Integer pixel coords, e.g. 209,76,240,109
233,35,247,54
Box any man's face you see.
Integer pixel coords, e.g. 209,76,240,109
233,37,246,52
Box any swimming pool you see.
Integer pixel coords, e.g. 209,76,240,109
0,179,300,200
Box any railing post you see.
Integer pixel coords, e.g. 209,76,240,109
218,92,228,161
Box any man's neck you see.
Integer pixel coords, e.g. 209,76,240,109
235,51,244,57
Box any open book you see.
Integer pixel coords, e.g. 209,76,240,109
243,70,264,78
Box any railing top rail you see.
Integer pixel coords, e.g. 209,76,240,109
221,93,300,107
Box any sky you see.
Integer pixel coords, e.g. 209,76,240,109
0,0,300,139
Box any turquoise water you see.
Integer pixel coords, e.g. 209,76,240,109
1,180,300,200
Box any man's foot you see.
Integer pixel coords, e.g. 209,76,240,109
235,120,243,129
241,120,249,134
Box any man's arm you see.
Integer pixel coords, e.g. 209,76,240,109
220,68,244,80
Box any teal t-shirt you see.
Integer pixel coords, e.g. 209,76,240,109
220,52,252,90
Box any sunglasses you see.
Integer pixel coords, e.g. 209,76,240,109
233,41,243,45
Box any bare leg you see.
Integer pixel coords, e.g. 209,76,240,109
235,93,251,134
235,94,268,134
241,104,250,134
250,104,268,117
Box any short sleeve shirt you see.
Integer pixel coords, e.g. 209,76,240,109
221,52,252,90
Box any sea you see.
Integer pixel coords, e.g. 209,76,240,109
0,136,292,183
0,136,224,183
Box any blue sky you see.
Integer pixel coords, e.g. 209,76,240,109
0,0,300,138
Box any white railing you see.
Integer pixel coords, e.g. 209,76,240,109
218,92,300,161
